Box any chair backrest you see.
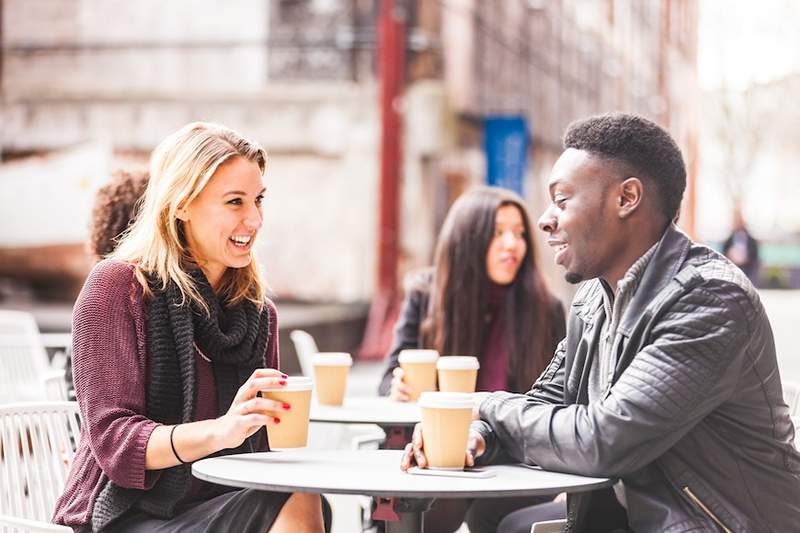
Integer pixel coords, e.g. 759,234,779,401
0,402,81,523
783,381,800,417
290,330,319,377
0,311,54,404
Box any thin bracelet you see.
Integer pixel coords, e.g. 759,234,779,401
170,424,187,464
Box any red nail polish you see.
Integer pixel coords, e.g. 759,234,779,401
283,403,291,410
274,417,281,424
281,373,288,379
279,380,287,385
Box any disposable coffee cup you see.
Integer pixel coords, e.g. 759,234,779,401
437,356,480,393
398,349,439,401
419,392,474,469
261,376,313,448
312,352,352,406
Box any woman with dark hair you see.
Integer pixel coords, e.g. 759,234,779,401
378,186,566,532
87,169,149,261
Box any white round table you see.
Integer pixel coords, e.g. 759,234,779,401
193,449,613,533
310,396,421,426
310,396,421,448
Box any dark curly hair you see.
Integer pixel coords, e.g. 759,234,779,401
88,169,149,260
563,113,686,220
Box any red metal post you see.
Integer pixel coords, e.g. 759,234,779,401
359,0,406,360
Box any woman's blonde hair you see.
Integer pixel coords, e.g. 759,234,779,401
112,121,268,312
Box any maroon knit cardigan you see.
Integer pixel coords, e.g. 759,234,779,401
52,260,279,530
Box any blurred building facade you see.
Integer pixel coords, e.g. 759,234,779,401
0,0,699,304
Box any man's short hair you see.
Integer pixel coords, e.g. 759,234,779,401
563,113,687,220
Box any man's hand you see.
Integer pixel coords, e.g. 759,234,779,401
400,422,487,471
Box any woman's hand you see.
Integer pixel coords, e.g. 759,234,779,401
399,422,486,471
389,367,414,402
215,368,289,450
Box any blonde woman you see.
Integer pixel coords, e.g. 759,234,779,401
53,123,325,532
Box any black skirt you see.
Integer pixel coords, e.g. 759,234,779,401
107,489,290,533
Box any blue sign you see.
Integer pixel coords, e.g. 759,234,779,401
484,116,529,196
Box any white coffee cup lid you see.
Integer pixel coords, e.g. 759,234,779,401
262,376,313,391
419,391,475,409
436,356,480,370
398,349,439,364
312,352,353,366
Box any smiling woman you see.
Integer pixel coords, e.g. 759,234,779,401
177,156,266,289
52,122,327,533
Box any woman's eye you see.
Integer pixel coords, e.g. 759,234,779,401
227,198,242,206
555,197,566,208
255,195,264,206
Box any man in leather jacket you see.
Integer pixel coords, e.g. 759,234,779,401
401,113,800,532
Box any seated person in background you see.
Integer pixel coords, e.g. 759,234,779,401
54,122,326,532
403,113,800,533
380,186,566,533
88,169,149,261
722,207,760,284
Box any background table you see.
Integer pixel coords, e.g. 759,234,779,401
193,449,613,533
310,396,421,448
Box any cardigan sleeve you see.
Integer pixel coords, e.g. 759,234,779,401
377,270,432,396
71,260,161,490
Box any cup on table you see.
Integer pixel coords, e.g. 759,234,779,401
436,356,480,393
419,391,475,469
261,376,313,448
312,352,352,406
398,349,439,401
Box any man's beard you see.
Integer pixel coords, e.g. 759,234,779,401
564,271,583,284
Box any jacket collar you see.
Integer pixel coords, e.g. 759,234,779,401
617,223,692,335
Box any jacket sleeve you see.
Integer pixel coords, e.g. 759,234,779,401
378,284,427,396
475,337,567,465
478,279,753,477
71,261,161,489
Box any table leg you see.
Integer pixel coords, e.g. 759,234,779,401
385,511,423,533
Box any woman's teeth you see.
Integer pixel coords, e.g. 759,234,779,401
230,235,252,246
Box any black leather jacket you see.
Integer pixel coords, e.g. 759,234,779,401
475,224,800,532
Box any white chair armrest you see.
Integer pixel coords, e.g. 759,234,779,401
351,429,386,450
0,514,72,532
531,518,567,533
39,333,72,351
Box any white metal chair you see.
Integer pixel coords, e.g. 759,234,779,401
531,519,567,533
783,380,800,417
0,311,67,404
0,401,79,532
289,329,318,377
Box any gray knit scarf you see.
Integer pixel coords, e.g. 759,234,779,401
90,270,270,532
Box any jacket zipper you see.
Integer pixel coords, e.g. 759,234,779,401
682,486,732,533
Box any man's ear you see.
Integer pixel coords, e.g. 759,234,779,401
617,177,643,219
